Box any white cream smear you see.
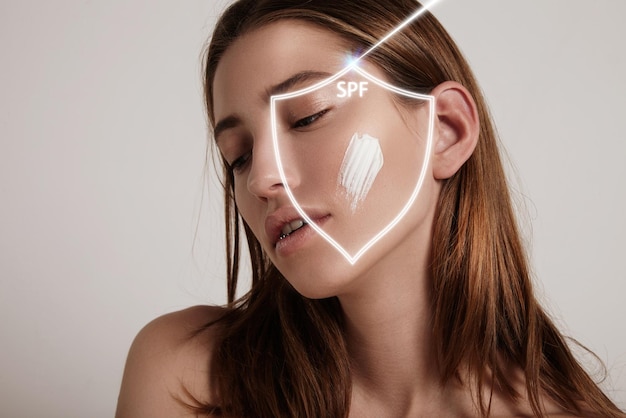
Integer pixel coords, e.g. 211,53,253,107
338,133,384,212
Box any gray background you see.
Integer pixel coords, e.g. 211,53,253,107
1,1,624,416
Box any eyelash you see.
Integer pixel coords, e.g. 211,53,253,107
229,151,252,173
227,109,329,174
293,109,329,129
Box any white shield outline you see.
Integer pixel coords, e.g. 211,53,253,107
270,64,435,265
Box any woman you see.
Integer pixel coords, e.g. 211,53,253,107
116,0,625,416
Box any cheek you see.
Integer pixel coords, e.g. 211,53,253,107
232,176,245,205
383,139,423,184
381,115,430,187
357,122,430,217
232,179,259,229
337,132,384,212
287,130,352,192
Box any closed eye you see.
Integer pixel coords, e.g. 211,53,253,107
292,109,329,129
229,151,252,173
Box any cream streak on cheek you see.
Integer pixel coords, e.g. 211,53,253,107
338,133,384,212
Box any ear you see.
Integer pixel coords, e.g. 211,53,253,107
431,81,479,180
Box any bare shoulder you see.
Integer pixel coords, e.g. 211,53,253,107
115,305,227,418
541,415,585,418
483,365,589,418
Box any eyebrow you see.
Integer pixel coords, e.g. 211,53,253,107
213,70,333,141
214,115,241,142
266,70,333,97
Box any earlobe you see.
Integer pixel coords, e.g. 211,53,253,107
431,81,479,180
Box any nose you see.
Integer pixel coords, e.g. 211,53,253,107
246,132,299,201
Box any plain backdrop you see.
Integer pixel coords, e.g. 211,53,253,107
1,1,624,416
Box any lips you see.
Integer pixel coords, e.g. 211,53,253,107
279,219,307,240
265,207,329,247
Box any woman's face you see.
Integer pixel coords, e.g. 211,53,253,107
212,20,441,298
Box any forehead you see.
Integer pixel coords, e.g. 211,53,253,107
212,20,350,121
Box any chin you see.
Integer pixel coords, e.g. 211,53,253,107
277,258,359,300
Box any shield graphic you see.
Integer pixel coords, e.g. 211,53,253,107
270,64,434,265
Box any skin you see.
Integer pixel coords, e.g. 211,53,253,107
214,34,436,299
116,21,576,417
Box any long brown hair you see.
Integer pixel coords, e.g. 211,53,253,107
197,0,624,416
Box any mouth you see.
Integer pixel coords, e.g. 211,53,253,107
273,215,330,256
278,219,308,241
265,208,330,250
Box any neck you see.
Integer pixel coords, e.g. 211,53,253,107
336,229,454,415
